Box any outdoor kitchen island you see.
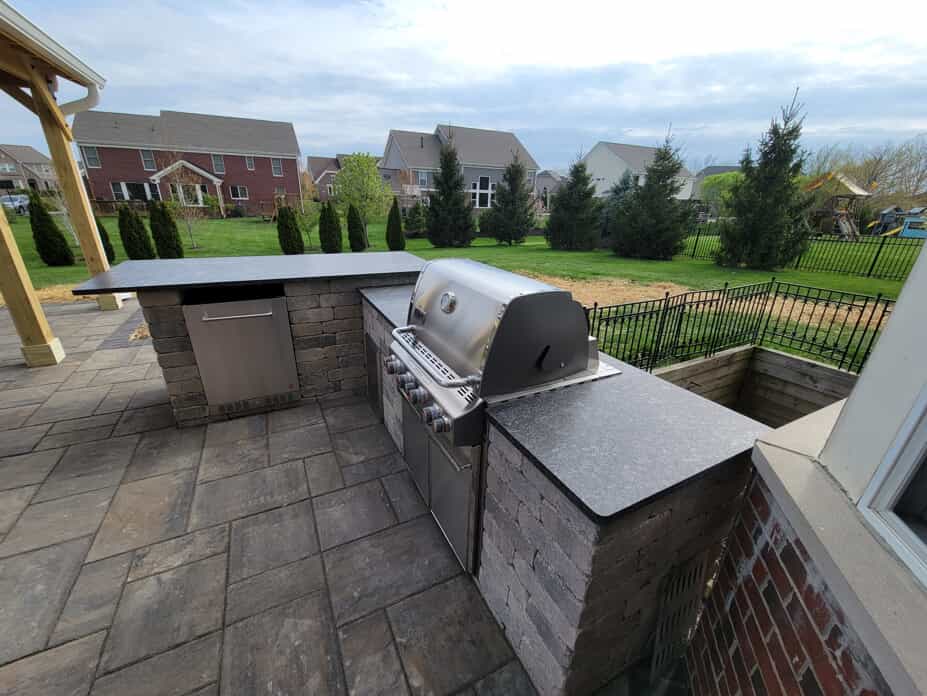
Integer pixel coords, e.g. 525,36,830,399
362,280,767,696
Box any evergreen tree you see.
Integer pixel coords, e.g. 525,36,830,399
95,215,116,264
29,191,74,266
117,206,156,260
491,155,536,245
276,206,304,254
426,142,475,247
386,197,405,250
600,171,635,242
611,139,693,259
405,200,426,236
319,202,343,253
545,161,598,250
149,202,184,258
347,204,367,252
717,95,812,269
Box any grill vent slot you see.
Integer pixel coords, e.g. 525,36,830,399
399,331,476,403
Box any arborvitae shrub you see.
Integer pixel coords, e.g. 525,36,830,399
149,201,184,258
347,203,366,252
386,197,405,250
118,206,156,260
276,206,304,254
95,215,116,264
29,192,74,266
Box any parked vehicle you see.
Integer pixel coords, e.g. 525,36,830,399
1,193,29,214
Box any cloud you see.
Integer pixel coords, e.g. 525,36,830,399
3,0,925,170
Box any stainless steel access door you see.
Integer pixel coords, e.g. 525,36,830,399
183,297,299,406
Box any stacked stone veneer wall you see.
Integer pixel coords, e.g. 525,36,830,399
479,423,751,695
361,299,404,453
141,274,417,426
686,475,890,696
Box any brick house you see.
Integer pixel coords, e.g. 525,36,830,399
306,155,345,202
72,110,301,215
0,144,58,191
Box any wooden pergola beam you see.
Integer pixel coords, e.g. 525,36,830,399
0,205,64,366
0,79,36,114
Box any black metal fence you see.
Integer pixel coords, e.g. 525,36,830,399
683,224,923,281
586,280,893,373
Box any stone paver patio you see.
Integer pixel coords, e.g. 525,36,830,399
0,300,535,696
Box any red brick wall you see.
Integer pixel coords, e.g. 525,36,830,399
687,475,890,696
81,146,299,214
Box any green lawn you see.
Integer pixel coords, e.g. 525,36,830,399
7,213,906,300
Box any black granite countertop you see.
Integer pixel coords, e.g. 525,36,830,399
359,285,414,327
487,355,768,522
72,252,425,295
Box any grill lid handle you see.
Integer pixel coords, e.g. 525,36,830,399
392,326,482,389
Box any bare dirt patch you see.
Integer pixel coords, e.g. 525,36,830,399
521,273,692,307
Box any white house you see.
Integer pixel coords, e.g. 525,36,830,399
581,141,694,199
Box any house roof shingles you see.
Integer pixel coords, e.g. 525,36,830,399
73,110,300,158
307,156,340,181
388,130,444,170
0,144,52,164
386,125,539,171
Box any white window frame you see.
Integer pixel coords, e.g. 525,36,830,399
0,163,15,173
211,154,225,174
326,183,333,197
474,176,493,208
245,156,255,171
271,158,283,177
82,146,101,168
111,181,160,202
274,186,286,195
417,170,428,188
140,149,156,171
171,182,209,207
110,181,125,201
229,185,249,200
860,384,927,587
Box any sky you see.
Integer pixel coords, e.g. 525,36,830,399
3,0,926,172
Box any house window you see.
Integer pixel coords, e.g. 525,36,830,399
0,163,16,173
229,185,249,200
148,182,161,201
861,387,927,585
271,158,283,177
477,176,492,208
211,154,225,174
417,171,428,188
82,146,101,168
326,183,333,197
173,183,208,206
110,182,124,201
275,186,286,195
140,149,156,171
245,156,255,171
470,182,477,206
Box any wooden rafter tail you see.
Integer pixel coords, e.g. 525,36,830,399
22,56,72,140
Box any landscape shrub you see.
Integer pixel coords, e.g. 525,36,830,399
276,205,304,254
427,143,475,247
477,208,498,238
404,200,426,237
546,161,599,250
347,203,367,252
29,191,74,266
117,206,156,260
490,155,535,245
319,201,343,253
386,197,405,250
611,139,693,260
227,205,246,218
95,215,116,264
149,201,184,258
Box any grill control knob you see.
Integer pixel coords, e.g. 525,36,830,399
422,405,442,423
384,356,403,375
396,374,417,391
407,387,429,405
431,416,452,433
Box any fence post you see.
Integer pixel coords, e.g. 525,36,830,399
691,225,702,258
866,236,887,277
649,292,672,372
753,277,776,345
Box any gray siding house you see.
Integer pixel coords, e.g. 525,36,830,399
582,141,695,200
380,125,539,211
0,144,58,191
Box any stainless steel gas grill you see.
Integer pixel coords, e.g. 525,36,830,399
386,259,618,570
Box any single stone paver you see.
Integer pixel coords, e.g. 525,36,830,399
0,449,62,491
382,471,428,523
0,630,105,696
269,422,331,465
325,516,461,625
90,631,221,696
314,480,397,550
332,424,396,466
125,426,204,482
388,575,513,696
198,435,269,483
0,424,50,458
100,554,226,672
0,384,56,410
341,452,406,487
472,661,538,695
204,414,266,447
338,611,409,696
34,424,115,451
113,403,174,436
221,593,345,696
305,452,345,496
0,537,91,664
0,486,37,535
25,386,112,425
0,488,112,558
128,524,228,582
88,469,195,562
33,435,139,503
268,402,324,432
226,555,325,624
0,404,39,431
228,499,318,582
324,401,380,434
51,553,132,645
188,460,309,530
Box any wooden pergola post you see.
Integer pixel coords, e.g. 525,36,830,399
0,204,64,365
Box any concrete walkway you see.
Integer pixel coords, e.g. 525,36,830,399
0,300,534,695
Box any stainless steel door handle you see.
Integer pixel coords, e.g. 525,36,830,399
201,311,273,322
